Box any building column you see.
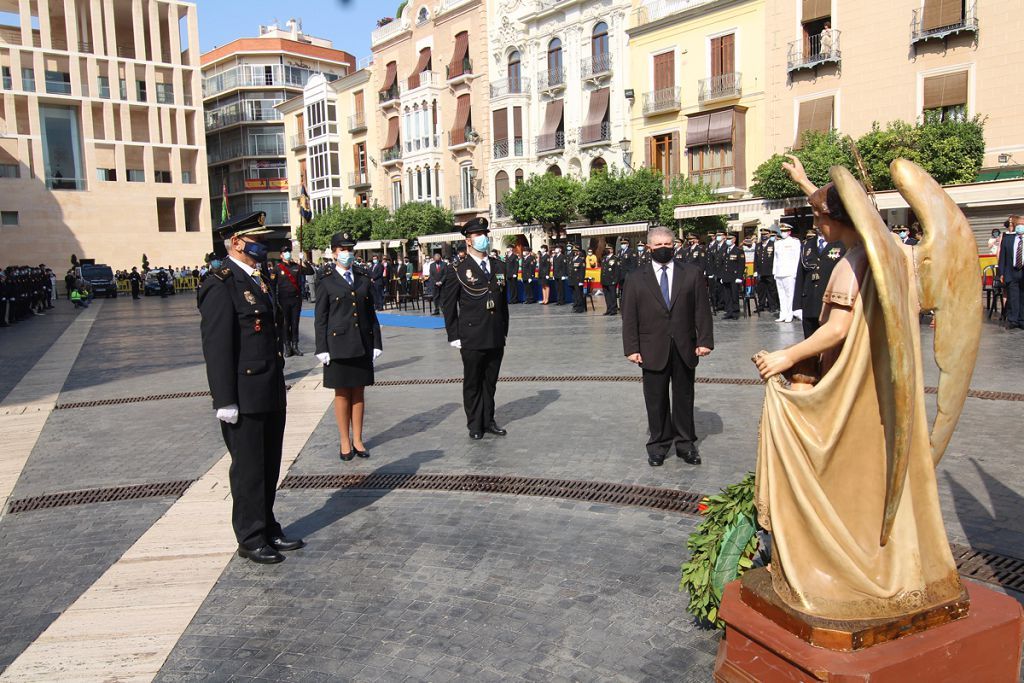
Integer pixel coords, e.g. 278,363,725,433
101,0,116,58
131,0,145,62
37,0,52,50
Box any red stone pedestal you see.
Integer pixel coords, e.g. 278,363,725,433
714,578,1024,682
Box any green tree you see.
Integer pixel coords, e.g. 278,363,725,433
304,204,386,251
375,201,453,240
659,175,728,232
855,120,922,191
502,172,583,233
917,113,985,186
578,166,664,225
750,130,853,199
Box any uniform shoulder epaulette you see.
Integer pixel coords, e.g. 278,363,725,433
213,267,232,281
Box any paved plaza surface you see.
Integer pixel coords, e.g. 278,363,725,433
0,294,1022,681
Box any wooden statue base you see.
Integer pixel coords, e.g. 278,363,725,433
738,569,970,651
715,575,1024,682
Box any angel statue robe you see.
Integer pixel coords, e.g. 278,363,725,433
755,244,964,621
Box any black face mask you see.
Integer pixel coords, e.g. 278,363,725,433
651,247,674,264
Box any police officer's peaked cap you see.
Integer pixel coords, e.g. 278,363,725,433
715,229,726,235
215,211,271,239
460,217,490,236
685,232,697,240
331,232,358,249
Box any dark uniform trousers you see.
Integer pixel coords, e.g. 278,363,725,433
221,411,286,549
602,283,618,313
643,342,696,456
280,296,302,347
460,347,504,433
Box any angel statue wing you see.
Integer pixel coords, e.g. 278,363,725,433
829,165,916,546
890,158,982,466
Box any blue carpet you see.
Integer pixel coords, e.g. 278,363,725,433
301,309,445,329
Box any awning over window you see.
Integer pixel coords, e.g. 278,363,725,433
794,96,834,148
493,108,508,142
384,116,400,148
380,61,397,93
923,71,968,109
449,32,469,78
407,48,431,89
802,0,831,22
451,94,471,144
685,114,711,147
538,98,564,151
921,0,964,32
707,110,735,145
581,87,610,144
566,221,650,237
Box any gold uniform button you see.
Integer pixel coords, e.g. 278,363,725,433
335,297,339,301
353,312,358,317
332,332,337,336
245,369,252,375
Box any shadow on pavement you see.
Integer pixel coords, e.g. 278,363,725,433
366,402,460,450
285,449,444,539
496,389,561,425
374,355,423,373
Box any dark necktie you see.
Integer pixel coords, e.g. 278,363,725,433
1016,236,1023,269
344,271,353,286
480,259,490,279
660,266,670,307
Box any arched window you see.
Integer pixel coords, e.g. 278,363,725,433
495,170,510,201
590,157,607,175
547,164,562,177
592,22,609,59
508,51,522,93
515,168,524,186
547,38,563,85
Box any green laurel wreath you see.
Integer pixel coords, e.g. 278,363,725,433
680,473,760,627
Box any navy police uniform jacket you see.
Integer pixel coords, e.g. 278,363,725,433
313,268,382,359
197,260,287,414
441,257,509,350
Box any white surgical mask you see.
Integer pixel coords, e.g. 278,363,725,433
472,235,490,252
716,235,724,242
1016,225,1024,235
337,251,354,267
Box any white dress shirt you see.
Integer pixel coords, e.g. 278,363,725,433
335,264,354,281
651,259,675,300
228,255,257,277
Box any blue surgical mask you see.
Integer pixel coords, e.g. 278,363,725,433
899,231,908,239
210,259,223,269
281,251,292,261
727,239,735,246
472,235,490,252
337,251,355,267
716,235,724,242
1016,225,1024,235
241,240,269,263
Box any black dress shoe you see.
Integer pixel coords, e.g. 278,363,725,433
678,449,702,465
293,346,305,356
340,449,355,461
268,535,306,552
238,545,285,564
354,448,371,458
485,424,507,436
469,431,484,440
648,454,665,467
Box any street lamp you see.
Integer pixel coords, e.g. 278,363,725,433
619,138,633,170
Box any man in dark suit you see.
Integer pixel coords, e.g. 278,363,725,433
551,245,567,305
274,247,312,357
197,212,305,565
793,230,846,338
622,226,714,467
999,218,1024,329
753,231,778,314
521,247,537,304
721,232,745,320
369,254,385,310
600,247,620,316
428,252,447,315
442,218,510,440
568,244,586,313
505,248,520,304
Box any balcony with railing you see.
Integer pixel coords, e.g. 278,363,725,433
156,87,175,104
579,121,612,147
912,1,978,44
290,134,306,151
448,127,479,150
371,18,411,48
494,203,510,219
445,58,474,85
404,133,442,154
450,193,479,214
493,137,525,159
207,139,287,164
436,0,476,18
348,114,367,133
538,67,566,92
203,64,317,99
348,170,371,188
536,130,565,154
490,76,530,99
44,75,72,95
403,71,442,93
379,84,401,108
581,53,612,80
698,72,742,103
214,171,290,195
787,31,841,73
642,87,681,116
47,176,85,190
381,144,403,166
630,0,720,28
204,100,284,131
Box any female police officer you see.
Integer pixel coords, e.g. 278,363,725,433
314,232,383,461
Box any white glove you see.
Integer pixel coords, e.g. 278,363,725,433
372,348,383,361
216,405,239,424
450,340,462,349
735,279,743,284
315,352,330,365
561,276,567,280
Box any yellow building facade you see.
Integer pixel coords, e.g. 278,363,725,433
627,0,766,198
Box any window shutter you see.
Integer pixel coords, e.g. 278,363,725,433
938,0,964,27
645,136,653,168
670,131,680,178
722,34,735,75
802,0,831,22
492,108,508,143
711,37,723,79
512,106,522,138
653,52,673,91
923,71,968,110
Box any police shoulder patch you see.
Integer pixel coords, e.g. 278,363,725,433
214,267,232,281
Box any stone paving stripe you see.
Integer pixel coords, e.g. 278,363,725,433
0,370,332,683
0,303,102,521
48,376,1024,412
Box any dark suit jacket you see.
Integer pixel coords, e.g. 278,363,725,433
197,260,287,414
440,257,509,350
313,268,382,359
428,261,447,287
999,233,1024,280
621,260,714,372
538,254,551,278
521,255,537,280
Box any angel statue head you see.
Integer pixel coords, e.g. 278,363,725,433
807,182,854,243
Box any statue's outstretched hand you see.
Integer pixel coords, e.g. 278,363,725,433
781,154,806,182
754,349,794,380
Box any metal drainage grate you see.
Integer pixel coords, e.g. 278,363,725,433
951,543,1024,593
7,480,195,514
55,391,212,410
280,473,703,514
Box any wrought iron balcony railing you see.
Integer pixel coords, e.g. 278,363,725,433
581,53,612,79
490,76,530,98
580,121,611,145
911,1,977,44
642,87,681,115
787,31,841,72
698,72,741,103
536,130,565,153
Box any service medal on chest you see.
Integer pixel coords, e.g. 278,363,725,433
465,269,478,284
243,291,257,305
828,247,842,260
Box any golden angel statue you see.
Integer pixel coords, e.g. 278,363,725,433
751,157,981,621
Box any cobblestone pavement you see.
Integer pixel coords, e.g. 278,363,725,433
0,295,1021,679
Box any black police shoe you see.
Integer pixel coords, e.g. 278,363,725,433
268,535,306,552
238,545,285,564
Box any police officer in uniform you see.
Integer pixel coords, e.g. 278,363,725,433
197,212,305,565
721,232,745,320
128,267,142,300
793,229,846,338
551,244,568,305
428,251,447,315
275,247,313,357
569,244,586,313
521,247,538,304
600,247,621,315
441,218,510,440
538,245,552,304
753,231,779,314
506,248,520,304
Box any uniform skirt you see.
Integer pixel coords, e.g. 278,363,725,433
323,353,374,389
